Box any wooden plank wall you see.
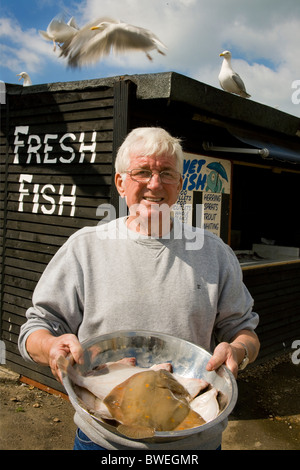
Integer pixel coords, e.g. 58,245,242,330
0,83,116,391
243,261,300,362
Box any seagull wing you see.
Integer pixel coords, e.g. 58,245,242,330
60,17,119,66
99,23,167,52
137,26,167,51
232,72,251,98
39,17,77,44
48,18,79,43
39,29,52,41
67,17,79,30
63,21,166,67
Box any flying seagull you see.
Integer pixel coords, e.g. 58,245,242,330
17,72,32,87
59,17,167,68
39,16,79,51
218,50,251,98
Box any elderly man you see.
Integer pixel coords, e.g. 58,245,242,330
19,127,259,450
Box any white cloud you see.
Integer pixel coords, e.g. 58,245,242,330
0,16,60,74
215,12,300,114
1,0,300,116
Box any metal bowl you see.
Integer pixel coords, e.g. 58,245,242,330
62,330,238,442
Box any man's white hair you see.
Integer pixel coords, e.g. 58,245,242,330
115,127,184,174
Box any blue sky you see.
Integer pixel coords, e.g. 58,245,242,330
1,0,300,117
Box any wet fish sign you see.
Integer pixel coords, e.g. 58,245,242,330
175,153,231,242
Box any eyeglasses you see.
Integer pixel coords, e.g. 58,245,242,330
125,168,181,184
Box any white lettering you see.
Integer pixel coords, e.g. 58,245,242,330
44,134,58,163
291,339,300,365
0,340,6,364
32,183,40,213
13,126,29,164
12,126,98,164
59,133,76,163
0,81,6,105
184,203,204,250
100,455,135,467
58,184,76,216
96,200,204,250
41,184,56,214
27,135,42,164
79,131,97,163
145,455,199,465
96,203,117,225
18,174,33,211
291,80,300,105
18,174,77,217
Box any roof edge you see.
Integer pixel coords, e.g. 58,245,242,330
4,71,300,139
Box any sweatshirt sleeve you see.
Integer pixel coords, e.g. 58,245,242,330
213,245,259,344
18,238,84,362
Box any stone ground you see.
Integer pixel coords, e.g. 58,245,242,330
0,352,299,451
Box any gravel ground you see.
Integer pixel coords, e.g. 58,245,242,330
222,353,300,450
0,352,299,450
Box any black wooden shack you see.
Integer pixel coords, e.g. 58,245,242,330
1,72,300,392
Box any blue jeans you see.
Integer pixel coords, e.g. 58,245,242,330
73,428,107,450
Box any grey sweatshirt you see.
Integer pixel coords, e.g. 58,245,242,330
18,217,259,450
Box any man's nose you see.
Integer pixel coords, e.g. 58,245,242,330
147,173,163,188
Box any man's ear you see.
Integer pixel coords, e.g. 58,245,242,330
115,173,126,198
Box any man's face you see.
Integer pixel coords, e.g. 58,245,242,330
115,151,183,234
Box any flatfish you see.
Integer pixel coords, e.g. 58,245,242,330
58,356,217,439
103,369,205,438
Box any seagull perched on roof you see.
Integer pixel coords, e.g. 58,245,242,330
59,17,167,68
17,72,32,87
39,16,79,51
218,50,251,98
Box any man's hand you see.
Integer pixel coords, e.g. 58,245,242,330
47,334,84,382
206,342,244,378
26,330,83,383
206,330,260,378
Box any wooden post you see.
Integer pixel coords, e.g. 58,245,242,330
111,80,136,217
